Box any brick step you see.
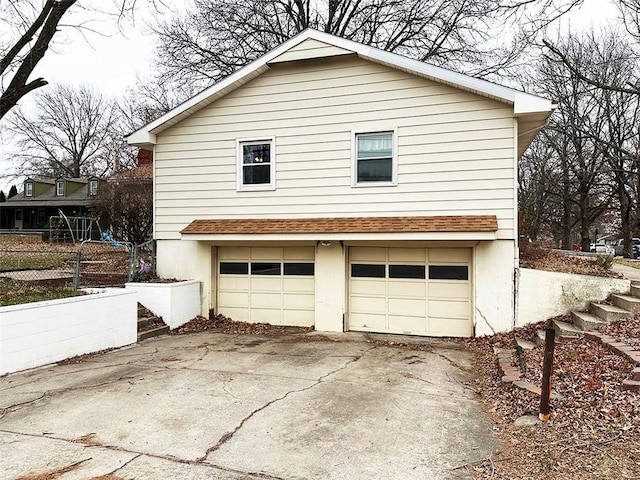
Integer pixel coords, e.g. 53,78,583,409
553,319,583,338
137,316,163,331
590,302,630,322
631,284,640,297
611,294,640,315
571,311,608,331
137,325,169,342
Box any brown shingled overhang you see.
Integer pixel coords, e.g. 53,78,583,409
180,216,498,235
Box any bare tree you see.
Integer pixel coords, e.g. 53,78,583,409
522,28,640,251
155,0,572,88
7,84,124,178
91,176,153,245
0,0,166,120
0,0,76,119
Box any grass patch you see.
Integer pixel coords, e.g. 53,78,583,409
0,253,74,272
0,278,82,306
615,258,640,269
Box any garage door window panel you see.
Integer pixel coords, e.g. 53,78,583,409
389,264,426,279
251,262,281,275
429,265,468,280
351,264,386,278
284,263,314,276
220,262,249,275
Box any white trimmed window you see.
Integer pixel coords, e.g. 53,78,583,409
352,129,398,186
56,180,65,196
237,137,276,191
89,179,98,196
25,182,33,197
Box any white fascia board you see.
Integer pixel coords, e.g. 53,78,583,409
181,231,498,242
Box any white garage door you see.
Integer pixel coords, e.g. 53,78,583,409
349,247,472,337
217,247,315,326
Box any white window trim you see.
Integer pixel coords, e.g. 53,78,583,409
56,180,65,196
351,127,398,187
89,179,98,196
25,182,33,197
236,137,276,191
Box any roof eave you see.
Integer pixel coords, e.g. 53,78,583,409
180,231,498,242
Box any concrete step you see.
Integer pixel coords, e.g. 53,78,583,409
631,284,640,297
137,316,163,331
515,337,536,350
590,302,631,323
611,294,640,315
137,325,169,342
571,311,608,331
633,367,640,381
553,319,583,338
535,329,546,346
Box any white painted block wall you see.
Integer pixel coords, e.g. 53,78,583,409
516,268,631,327
0,289,137,376
125,280,201,329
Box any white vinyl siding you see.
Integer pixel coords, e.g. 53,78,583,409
269,38,353,63
154,56,515,240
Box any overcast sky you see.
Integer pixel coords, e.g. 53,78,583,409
0,0,619,193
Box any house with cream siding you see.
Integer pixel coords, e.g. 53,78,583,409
128,29,555,337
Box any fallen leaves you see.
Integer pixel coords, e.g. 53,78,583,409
464,317,640,479
520,243,621,278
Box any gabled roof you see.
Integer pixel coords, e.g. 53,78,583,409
128,29,555,150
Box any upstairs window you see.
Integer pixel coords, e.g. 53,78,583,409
89,179,98,196
237,137,275,191
56,180,65,196
353,130,397,186
25,182,33,197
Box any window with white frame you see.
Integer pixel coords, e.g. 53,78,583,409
237,137,275,190
352,130,397,185
56,180,65,196
25,182,33,197
89,179,98,196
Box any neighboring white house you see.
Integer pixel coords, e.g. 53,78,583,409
128,29,554,337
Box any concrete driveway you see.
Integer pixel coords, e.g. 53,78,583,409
0,331,498,480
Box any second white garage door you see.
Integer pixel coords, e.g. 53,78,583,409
349,247,472,337
217,247,315,326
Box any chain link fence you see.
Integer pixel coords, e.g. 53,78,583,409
0,234,157,291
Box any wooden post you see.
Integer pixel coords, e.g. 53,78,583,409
539,328,556,421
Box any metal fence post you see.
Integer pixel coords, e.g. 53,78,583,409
73,249,82,290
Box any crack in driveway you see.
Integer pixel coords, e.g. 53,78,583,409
197,348,375,462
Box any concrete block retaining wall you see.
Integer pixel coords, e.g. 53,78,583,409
0,288,137,376
124,280,201,329
516,268,631,328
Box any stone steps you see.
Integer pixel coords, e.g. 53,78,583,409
632,284,640,297
553,319,584,338
571,311,608,331
590,302,630,323
136,302,168,342
611,294,640,315
137,325,170,342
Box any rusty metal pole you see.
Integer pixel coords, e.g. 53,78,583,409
539,328,556,422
